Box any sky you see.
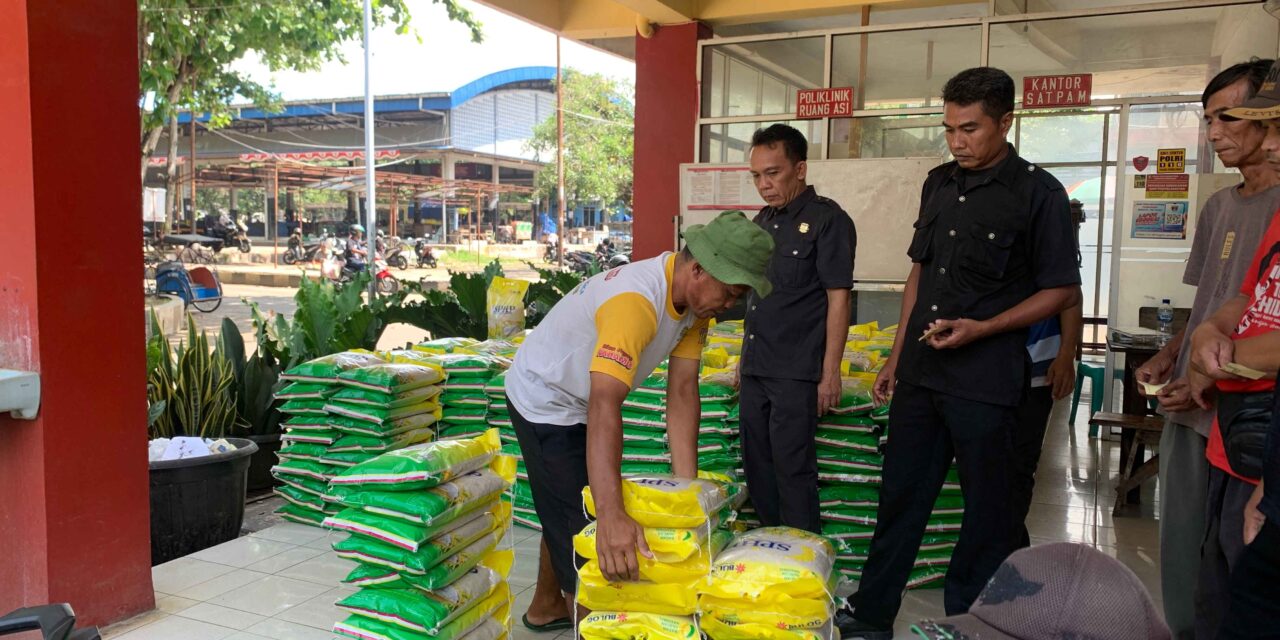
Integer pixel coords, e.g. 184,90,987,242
232,0,635,101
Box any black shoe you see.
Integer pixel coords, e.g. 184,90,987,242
835,607,894,640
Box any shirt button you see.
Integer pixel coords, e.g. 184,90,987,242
1027,165,1036,172
751,305,757,311
958,196,966,202
930,304,938,311
749,334,755,340
773,224,779,229
948,229,956,237
988,232,996,240
791,249,798,255
939,267,946,275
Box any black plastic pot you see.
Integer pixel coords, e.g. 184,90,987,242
244,433,282,493
149,438,258,566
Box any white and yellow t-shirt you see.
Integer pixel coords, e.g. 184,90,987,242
507,252,708,426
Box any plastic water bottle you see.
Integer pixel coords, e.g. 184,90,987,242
1157,299,1174,346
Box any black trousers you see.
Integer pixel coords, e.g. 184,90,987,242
738,374,821,533
1011,385,1053,550
508,399,589,594
850,380,1015,627
1196,467,1254,639
1220,520,1280,638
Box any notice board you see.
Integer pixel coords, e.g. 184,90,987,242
679,156,943,283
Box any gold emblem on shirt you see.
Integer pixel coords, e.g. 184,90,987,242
1222,231,1235,260
798,223,810,234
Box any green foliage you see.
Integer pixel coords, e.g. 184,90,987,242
219,318,285,437
526,69,634,210
139,1,483,160
384,261,504,341
249,272,409,369
524,263,585,327
148,315,239,439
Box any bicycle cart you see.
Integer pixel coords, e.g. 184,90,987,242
154,261,223,312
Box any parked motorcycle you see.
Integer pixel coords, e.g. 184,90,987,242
282,230,328,265
385,236,411,271
415,238,439,269
202,214,251,253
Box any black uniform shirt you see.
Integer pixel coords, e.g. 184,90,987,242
741,186,857,382
896,145,1080,407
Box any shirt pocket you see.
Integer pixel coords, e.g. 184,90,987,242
907,209,941,263
961,222,1017,279
774,241,817,288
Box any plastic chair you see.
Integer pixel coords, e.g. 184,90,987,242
1071,361,1106,436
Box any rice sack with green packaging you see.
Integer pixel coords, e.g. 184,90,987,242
329,411,441,439
330,457,515,527
330,384,443,409
329,427,501,487
325,499,508,553
281,350,386,383
334,588,510,640
332,504,510,576
342,527,507,590
276,382,337,401
412,337,479,355
337,363,446,395
335,553,511,635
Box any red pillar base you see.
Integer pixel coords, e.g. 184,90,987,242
633,22,712,260
0,0,153,627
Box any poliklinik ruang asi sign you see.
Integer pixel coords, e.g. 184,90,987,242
796,87,854,119
1022,74,1093,108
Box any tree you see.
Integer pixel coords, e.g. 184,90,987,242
526,70,634,219
138,0,483,182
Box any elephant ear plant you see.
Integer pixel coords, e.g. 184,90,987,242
146,313,239,439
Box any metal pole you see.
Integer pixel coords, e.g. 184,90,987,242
556,36,566,267
189,117,197,231
272,163,280,266
363,0,377,299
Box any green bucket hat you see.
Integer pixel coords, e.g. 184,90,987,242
682,210,775,297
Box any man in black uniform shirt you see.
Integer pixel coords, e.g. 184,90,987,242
838,68,1081,638
739,124,856,533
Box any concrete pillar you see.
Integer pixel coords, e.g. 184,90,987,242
443,153,459,237
633,22,712,259
0,0,152,626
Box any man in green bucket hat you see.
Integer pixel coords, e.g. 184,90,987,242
506,210,773,629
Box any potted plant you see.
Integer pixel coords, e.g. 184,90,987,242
147,313,258,565
217,318,284,492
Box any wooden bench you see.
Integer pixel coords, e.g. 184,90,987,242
1089,412,1165,515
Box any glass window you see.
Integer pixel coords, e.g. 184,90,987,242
989,5,1279,102
869,1,986,24
700,120,826,163
1125,103,1205,171
727,58,759,116
702,38,825,118
1015,111,1107,163
831,26,982,110
828,114,949,160
995,0,1221,15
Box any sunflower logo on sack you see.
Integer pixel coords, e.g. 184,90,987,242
735,562,746,573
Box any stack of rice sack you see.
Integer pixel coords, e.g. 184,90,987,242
273,350,388,527
819,323,962,590
575,475,741,639
324,430,516,640
426,352,507,442
699,527,837,640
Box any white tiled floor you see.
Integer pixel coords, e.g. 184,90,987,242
104,395,1163,640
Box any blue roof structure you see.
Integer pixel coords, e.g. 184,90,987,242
177,66,557,124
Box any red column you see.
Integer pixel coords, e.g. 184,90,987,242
632,21,712,260
0,0,153,627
